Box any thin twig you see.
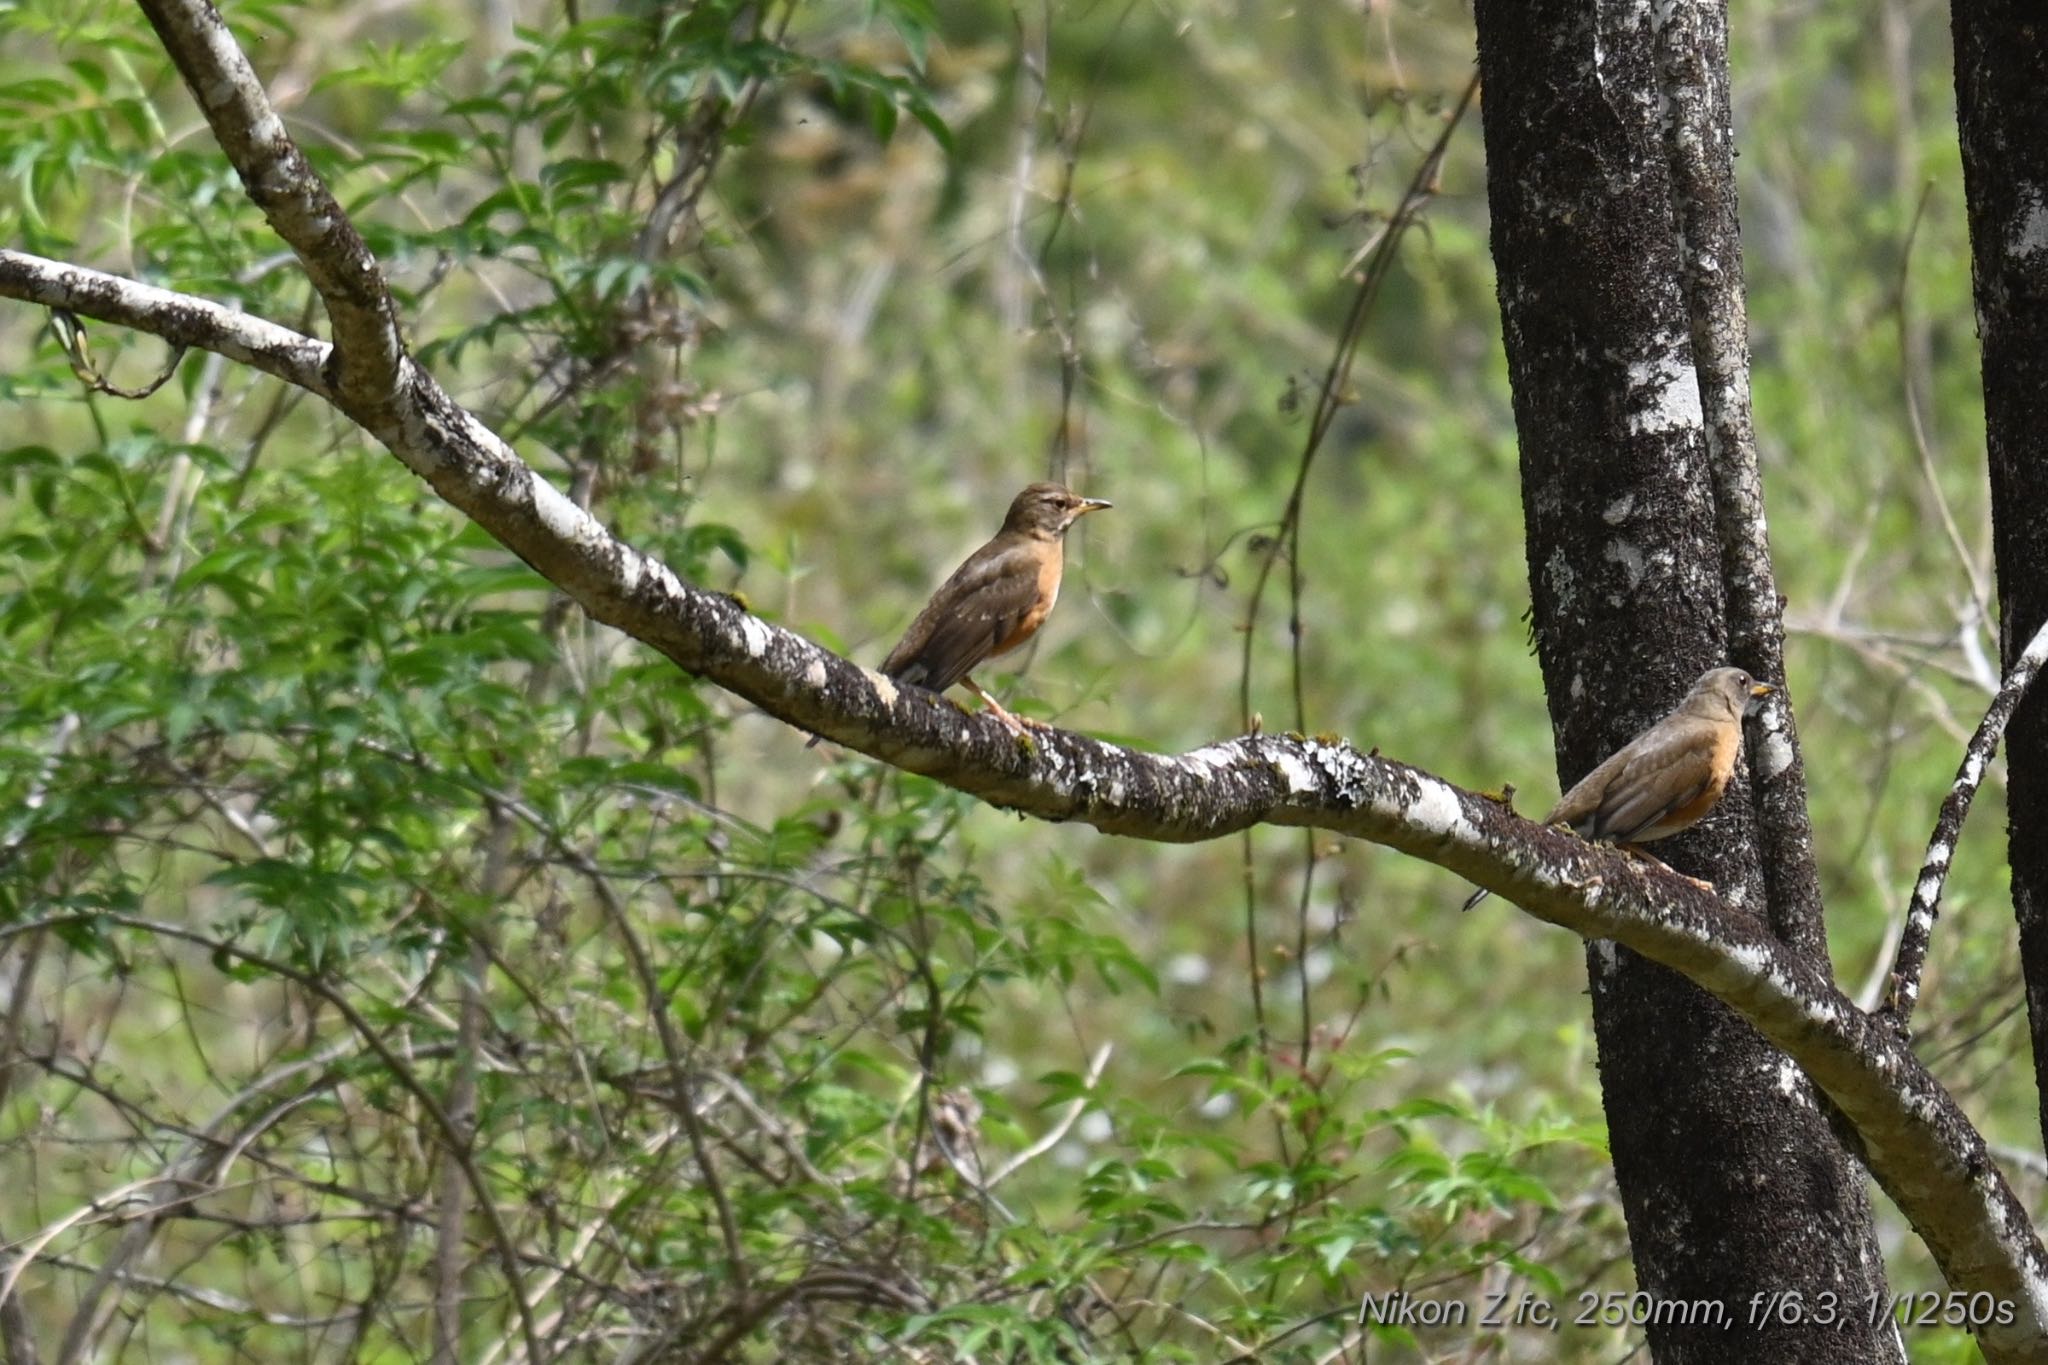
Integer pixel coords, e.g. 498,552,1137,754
987,1044,1112,1187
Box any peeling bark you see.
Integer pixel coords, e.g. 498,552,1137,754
1473,2,1896,1360
1952,0,2048,1155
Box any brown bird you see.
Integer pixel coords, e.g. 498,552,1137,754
812,482,1111,745
1462,666,1775,911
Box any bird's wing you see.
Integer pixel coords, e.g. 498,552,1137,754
881,539,1046,694
1580,723,1719,843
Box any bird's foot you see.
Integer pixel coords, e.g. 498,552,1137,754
984,705,1031,738
1615,845,1715,893
961,676,1039,739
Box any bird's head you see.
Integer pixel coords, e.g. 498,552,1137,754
1689,666,1775,720
1003,482,1113,538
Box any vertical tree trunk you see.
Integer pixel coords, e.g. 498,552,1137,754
1655,0,1832,954
1952,0,2048,1152
1471,3,1898,1359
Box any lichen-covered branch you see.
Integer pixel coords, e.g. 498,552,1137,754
0,251,329,394
134,0,403,413
1885,612,2048,1030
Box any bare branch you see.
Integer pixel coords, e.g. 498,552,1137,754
0,252,328,394
0,917,549,1364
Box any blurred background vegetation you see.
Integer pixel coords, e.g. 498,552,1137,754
0,0,2019,1358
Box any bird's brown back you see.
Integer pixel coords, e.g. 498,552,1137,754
1545,667,1761,844
1546,713,1733,843
881,531,1061,693
878,483,1107,696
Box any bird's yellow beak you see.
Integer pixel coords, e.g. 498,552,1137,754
1749,682,1774,699
1075,497,1112,514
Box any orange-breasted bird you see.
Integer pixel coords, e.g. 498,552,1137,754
812,482,1111,745
1462,666,1775,910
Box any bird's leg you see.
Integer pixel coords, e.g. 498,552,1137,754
1619,844,1716,893
960,676,1039,736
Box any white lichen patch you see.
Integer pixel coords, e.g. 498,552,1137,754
1776,1058,1804,1097
613,550,645,595
1179,744,1238,772
1603,539,1646,589
862,668,900,710
1622,351,1704,436
1912,876,1943,913
1304,741,1376,808
1406,779,1472,839
530,470,595,542
803,658,828,690
737,614,772,658
1270,749,1318,796
2010,186,2048,260
1796,986,1845,1031
1723,942,1773,978
1543,548,1577,604
1755,730,1795,781
1602,493,1635,525
1037,748,1076,799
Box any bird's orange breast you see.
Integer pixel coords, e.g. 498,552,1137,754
1638,722,1741,840
989,543,1063,658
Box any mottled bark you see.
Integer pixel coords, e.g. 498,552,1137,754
1952,0,2048,1152
133,0,403,411
1472,2,1895,1361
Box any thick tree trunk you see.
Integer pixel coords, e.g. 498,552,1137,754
1952,0,2048,1152
1471,3,1897,1360
1656,0,1831,954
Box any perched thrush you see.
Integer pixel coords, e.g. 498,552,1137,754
1462,666,1775,910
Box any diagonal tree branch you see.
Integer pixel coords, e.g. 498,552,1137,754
1884,611,2048,1032
134,0,403,411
